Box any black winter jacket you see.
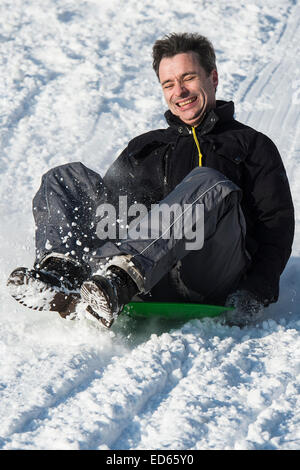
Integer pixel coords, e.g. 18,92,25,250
104,100,295,304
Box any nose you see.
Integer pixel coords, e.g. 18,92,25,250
173,80,188,97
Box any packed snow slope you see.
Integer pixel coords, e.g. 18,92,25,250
0,0,299,450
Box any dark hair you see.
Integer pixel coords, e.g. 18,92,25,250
152,33,216,79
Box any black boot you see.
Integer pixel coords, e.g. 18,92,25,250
35,254,90,290
7,255,90,318
80,266,139,328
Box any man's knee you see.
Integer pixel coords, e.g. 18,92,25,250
42,162,93,183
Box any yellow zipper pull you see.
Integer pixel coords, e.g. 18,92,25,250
192,126,203,167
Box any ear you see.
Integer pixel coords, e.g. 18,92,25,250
211,69,218,89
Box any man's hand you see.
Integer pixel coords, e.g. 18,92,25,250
223,289,265,327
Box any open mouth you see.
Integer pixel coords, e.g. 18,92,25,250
176,96,197,108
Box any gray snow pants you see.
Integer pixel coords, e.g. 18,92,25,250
33,162,249,304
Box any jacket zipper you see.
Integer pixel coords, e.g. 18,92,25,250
191,126,203,166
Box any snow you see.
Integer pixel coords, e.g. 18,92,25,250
0,0,299,451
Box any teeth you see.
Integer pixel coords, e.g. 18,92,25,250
178,97,196,107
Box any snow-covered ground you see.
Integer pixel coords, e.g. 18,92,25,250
0,0,299,450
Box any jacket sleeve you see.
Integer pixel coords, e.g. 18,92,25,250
240,132,294,304
103,133,166,209
103,145,138,207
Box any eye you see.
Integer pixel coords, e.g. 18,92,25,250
184,75,195,81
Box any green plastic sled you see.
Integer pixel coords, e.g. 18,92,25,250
122,301,233,321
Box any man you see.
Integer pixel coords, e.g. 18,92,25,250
7,33,294,328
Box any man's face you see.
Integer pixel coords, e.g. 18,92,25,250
158,52,218,127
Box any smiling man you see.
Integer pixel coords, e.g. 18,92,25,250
159,51,218,126
7,33,294,328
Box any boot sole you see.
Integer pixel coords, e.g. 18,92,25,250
80,281,115,328
7,267,80,317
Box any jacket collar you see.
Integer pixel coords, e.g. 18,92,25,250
164,100,235,136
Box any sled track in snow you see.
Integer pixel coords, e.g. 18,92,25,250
236,2,300,169
1,329,190,449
